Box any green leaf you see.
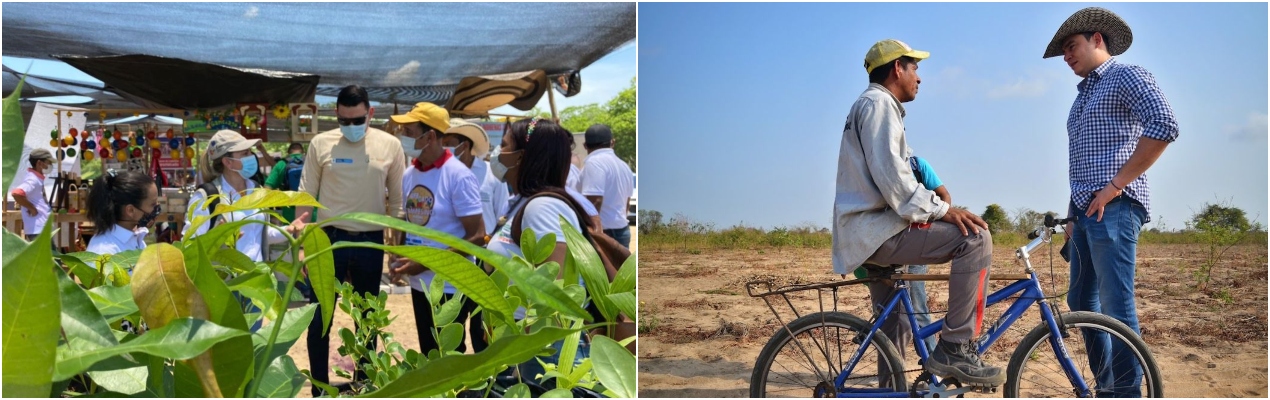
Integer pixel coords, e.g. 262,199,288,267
53,318,250,381
338,243,519,325
560,218,614,321
228,270,284,321
301,225,336,334
520,227,555,265
300,369,341,397
184,244,256,397
208,188,322,219
435,293,465,327
591,335,635,399
2,73,26,191
541,388,575,398
438,323,464,353
57,267,116,351
505,383,532,398
325,212,506,268
86,285,139,324
606,292,636,320
183,219,259,260
253,303,317,363
254,355,305,398
57,252,102,289
360,327,576,398
2,223,60,397
610,256,636,295
211,247,262,275
144,353,174,397
566,358,594,388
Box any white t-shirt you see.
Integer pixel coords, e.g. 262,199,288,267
579,148,634,229
567,164,582,193
401,156,483,293
185,176,286,262
486,195,582,319
87,224,148,255
473,159,509,236
566,187,599,218
13,169,51,234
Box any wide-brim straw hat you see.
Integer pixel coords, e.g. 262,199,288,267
444,118,490,157
1043,7,1133,59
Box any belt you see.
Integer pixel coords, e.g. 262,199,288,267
322,226,382,238
910,222,931,230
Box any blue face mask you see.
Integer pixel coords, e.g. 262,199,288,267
236,155,258,179
341,123,368,142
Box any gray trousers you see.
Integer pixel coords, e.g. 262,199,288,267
865,222,993,360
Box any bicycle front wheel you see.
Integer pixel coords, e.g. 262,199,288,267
1005,311,1163,397
750,312,907,398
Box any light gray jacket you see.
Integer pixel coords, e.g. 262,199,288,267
831,83,949,275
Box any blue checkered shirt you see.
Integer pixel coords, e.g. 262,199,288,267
1067,58,1179,222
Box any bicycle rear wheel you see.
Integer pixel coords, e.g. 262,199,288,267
750,312,907,398
1005,311,1163,397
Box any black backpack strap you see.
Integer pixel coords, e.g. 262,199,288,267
199,182,222,230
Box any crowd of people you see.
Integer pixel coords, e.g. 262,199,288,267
41,84,634,395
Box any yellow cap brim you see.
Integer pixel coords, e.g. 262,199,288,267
905,50,930,60
390,114,419,124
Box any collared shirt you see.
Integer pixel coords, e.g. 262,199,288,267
185,176,286,262
1067,57,1179,221
11,168,51,234
298,127,406,232
579,148,634,230
86,224,149,255
831,83,948,275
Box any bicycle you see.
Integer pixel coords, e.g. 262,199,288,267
746,215,1163,397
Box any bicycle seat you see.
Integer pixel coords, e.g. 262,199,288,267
861,263,905,278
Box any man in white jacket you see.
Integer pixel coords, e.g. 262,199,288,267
831,39,1000,387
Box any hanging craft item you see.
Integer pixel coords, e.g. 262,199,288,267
237,103,268,141
131,148,143,158
82,151,94,161
66,148,77,158
85,139,96,150
50,139,60,147
146,130,157,140
116,151,128,162
184,137,195,146
56,149,65,160
149,139,162,149
272,104,291,119
166,128,175,139
113,127,122,140
168,138,181,149
184,147,196,159
171,150,181,159
50,128,59,140
70,127,79,137
113,139,128,150
62,136,75,147
152,148,162,159
98,148,110,158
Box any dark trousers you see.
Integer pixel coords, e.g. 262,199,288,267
410,290,488,355
306,228,384,396
603,226,631,249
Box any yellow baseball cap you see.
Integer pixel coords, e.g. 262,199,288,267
390,102,451,132
864,39,930,74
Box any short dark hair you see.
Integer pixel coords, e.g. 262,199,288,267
1081,31,1111,50
336,85,371,109
869,56,918,85
288,142,304,154
87,170,155,230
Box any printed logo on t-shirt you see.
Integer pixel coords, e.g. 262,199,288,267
405,184,436,225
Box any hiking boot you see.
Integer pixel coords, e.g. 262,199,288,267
926,339,1005,386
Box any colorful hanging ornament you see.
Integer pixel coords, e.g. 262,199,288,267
146,130,156,140
169,139,181,149
83,151,94,161
66,111,73,117
149,139,161,149
166,128,175,139
113,139,128,150
116,151,128,162
56,149,65,160
69,127,79,137
62,136,75,147
151,148,162,159
184,147,196,159
50,129,59,140
112,128,122,140
272,104,291,119
131,148,142,158
50,139,60,147
185,137,195,146
170,150,181,159
98,148,110,158
85,139,97,150
66,148,76,158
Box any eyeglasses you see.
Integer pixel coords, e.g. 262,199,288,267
337,115,368,126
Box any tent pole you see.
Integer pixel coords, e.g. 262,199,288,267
548,88,559,121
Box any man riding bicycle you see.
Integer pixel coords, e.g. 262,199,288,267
832,39,1002,387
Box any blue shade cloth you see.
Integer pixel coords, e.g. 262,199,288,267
2,2,636,105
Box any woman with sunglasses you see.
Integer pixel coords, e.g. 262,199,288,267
85,169,160,255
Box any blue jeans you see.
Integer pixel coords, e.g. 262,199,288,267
1068,196,1146,397
905,264,938,354
603,226,631,249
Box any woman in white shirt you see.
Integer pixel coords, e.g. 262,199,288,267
185,130,306,261
86,170,160,255
486,118,599,383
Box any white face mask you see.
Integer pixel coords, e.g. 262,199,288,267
490,146,520,182
400,135,420,159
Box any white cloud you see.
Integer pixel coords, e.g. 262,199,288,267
244,6,259,18
986,77,1049,99
1226,111,1268,142
383,60,421,86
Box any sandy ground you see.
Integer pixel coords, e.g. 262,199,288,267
286,230,639,397
637,243,1268,398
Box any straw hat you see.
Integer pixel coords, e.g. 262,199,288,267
444,118,490,157
1043,7,1133,59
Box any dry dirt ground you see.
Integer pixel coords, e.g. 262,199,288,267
637,243,1268,398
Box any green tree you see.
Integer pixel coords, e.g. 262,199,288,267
1187,201,1259,292
606,78,637,170
981,204,1011,233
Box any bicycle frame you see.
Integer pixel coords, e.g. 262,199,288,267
832,222,1093,398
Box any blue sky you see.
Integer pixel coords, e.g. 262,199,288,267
2,39,636,120
638,2,1268,230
